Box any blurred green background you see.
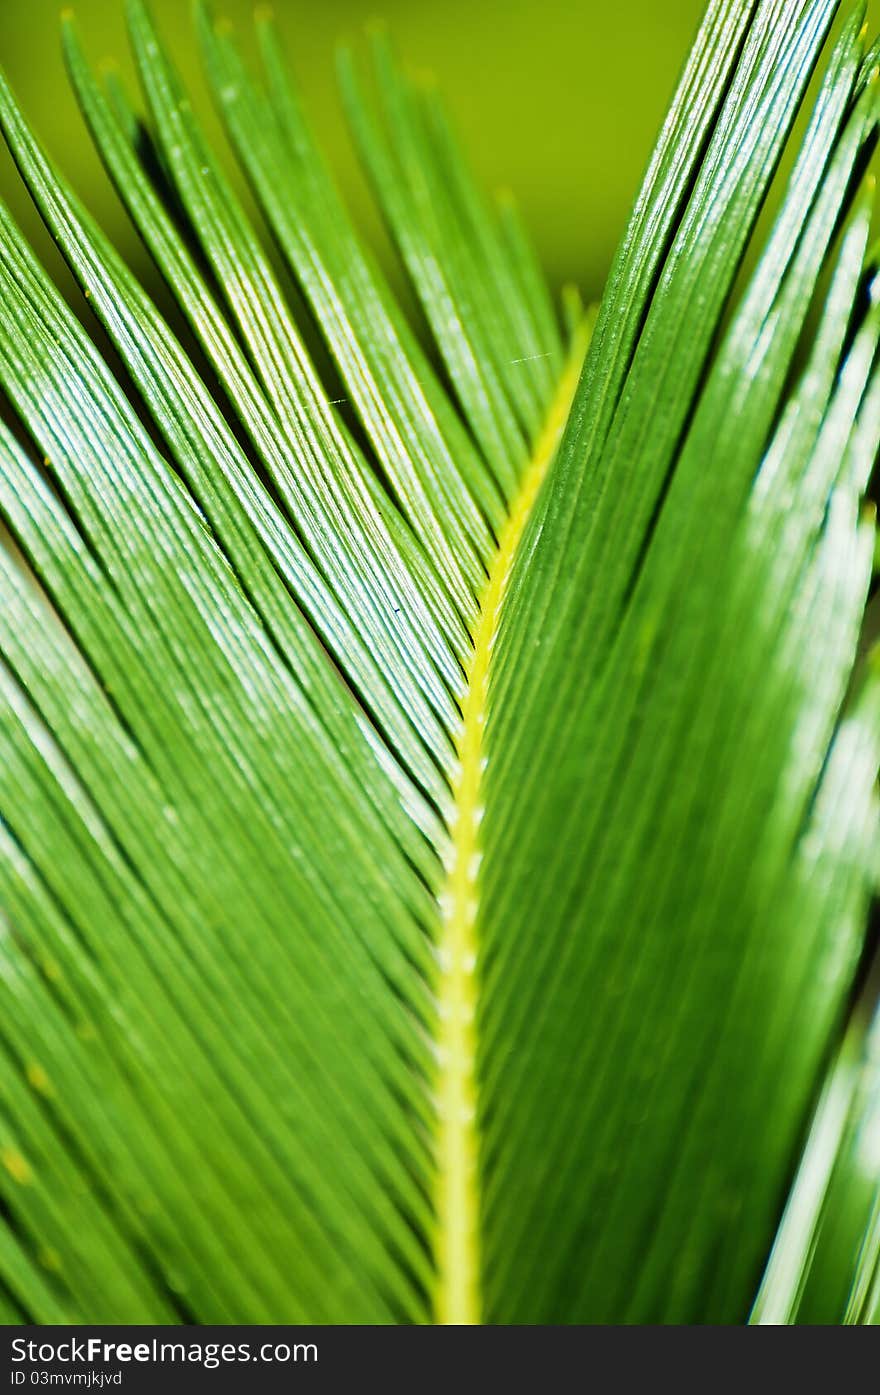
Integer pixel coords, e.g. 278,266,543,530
0,0,711,306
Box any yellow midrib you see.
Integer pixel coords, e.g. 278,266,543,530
433,327,590,1325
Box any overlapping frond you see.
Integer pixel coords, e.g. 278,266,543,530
0,0,877,1325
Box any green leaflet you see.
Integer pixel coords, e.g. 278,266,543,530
196,4,503,591
753,948,880,1324
0,0,877,1325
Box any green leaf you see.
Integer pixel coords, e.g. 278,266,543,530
0,0,878,1324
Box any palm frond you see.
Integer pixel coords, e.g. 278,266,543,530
0,0,878,1324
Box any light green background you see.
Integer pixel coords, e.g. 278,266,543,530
0,0,709,303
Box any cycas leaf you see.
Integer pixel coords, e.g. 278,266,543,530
0,0,878,1325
